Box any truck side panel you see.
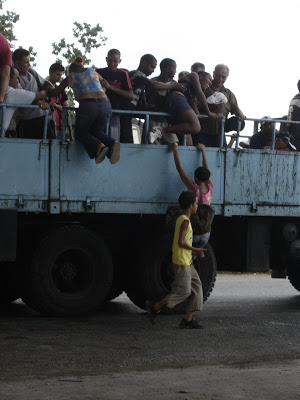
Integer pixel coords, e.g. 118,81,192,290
224,149,300,217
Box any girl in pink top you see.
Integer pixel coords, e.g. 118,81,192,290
170,142,213,247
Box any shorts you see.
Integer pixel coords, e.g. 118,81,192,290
164,92,193,125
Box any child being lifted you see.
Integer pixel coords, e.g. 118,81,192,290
146,191,206,329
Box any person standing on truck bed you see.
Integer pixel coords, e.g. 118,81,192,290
128,54,186,111
0,33,13,104
146,191,206,329
49,56,121,165
96,48,134,143
287,80,300,150
249,116,275,149
12,48,51,139
2,68,47,137
193,64,246,148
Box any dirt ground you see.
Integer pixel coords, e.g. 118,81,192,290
0,274,300,400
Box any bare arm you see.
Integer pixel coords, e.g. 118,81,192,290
142,76,184,92
188,73,222,120
169,143,195,191
196,143,213,187
48,77,69,97
101,79,134,101
178,220,206,258
235,108,246,120
0,64,11,103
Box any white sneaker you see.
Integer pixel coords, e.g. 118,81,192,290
149,126,162,144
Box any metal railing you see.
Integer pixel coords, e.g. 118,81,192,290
1,103,300,150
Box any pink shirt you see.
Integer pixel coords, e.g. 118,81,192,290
0,34,12,68
194,183,213,205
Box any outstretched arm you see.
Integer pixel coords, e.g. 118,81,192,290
196,143,213,187
169,143,195,191
48,77,69,97
101,80,134,101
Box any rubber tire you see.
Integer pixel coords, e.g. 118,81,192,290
0,262,19,305
126,234,217,311
21,225,113,316
288,270,300,292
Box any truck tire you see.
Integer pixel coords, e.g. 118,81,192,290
0,263,19,305
21,225,113,316
288,270,300,292
126,234,217,311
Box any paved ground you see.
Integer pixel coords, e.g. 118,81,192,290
0,273,299,399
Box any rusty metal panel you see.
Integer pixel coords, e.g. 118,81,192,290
224,149,300,216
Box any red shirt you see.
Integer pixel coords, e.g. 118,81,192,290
0,33,12,68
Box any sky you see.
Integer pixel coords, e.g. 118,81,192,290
5,0,300,136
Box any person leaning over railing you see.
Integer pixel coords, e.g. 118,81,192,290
49,56,120,165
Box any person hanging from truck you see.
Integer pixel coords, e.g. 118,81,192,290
49,56,121,164
169,142,214,249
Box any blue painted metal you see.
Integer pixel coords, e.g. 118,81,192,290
1,104,300,218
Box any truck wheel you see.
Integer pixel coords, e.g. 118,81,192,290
126,234,217,311
288,270,300,292
0,263,19,305
21,225,113,316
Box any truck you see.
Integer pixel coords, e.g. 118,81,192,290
1,105,300,315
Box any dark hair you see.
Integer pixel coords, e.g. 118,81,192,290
194,166,210,182
12,48,30,63
159,58,176,72
297,80,300,92
178,191,196,210
69,56,84,73
107,48,121,57
49,62,65,74
140,54,157,65
198,71,211,79
191,62,205,71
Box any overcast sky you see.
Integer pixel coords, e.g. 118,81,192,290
7,0,300,134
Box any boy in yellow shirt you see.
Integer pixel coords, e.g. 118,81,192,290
146,191,206,329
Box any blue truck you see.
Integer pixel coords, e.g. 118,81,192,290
1,105,300,315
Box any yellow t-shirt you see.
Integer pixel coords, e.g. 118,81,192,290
172,214,193,266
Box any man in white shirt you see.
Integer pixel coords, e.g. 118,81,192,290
1,68,47,137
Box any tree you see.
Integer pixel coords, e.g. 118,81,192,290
0,0,19,46
52,22,107,66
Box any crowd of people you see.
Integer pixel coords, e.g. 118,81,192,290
1,32,300,163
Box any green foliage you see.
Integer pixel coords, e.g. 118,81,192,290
52,22,107,66
0,0,19,46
